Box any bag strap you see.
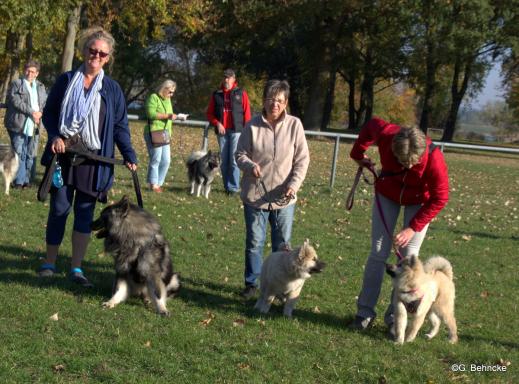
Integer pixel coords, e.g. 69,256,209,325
37,153,57,202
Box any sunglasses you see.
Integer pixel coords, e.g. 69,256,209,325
88,48,109,58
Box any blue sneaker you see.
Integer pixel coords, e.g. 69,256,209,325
37,263,56,277
69,269,94,288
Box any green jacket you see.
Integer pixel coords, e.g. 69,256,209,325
145,93,173,134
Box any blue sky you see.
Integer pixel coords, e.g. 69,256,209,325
468,64,505,109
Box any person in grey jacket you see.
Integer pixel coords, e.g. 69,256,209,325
235,79,310,299
3,60,47,188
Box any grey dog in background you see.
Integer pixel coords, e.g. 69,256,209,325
0,144,19,195
255,239,325,317
186,150,220,198
91,195,180,316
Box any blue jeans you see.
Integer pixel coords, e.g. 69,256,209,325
243,203,295,287
8,130,34,185
144,132,171,186
217,130,240,192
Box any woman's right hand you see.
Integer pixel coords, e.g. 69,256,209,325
252,164,261,178
51,137,66,154
355,156,375,168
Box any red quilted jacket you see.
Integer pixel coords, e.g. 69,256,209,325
350,117,449,232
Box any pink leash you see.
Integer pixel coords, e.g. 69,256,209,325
346,164,404,262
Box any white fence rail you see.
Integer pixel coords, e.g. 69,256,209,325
4,109,517,188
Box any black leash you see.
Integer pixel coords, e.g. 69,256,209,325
67,148,143,208
257,176,294,211
37,148,143,208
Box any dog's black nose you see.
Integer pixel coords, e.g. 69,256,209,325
310,260,326,274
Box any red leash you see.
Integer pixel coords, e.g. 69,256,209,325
346,164,404,261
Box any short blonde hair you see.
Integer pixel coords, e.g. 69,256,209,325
392,127,426,166
157,79,177,97
79,26,116,55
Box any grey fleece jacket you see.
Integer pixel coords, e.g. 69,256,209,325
235,111,310,210
4,78,47,133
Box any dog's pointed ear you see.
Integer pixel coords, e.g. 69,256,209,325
409,254,418,267
385,263,396,277
298,240,310,259
119,195,131,218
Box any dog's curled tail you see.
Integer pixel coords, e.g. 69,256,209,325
424,256,453,281
186,150,207,166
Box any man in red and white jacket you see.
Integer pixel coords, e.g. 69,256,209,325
206,69,251,195
348,117,449,332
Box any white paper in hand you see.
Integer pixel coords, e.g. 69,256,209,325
177,113,189,121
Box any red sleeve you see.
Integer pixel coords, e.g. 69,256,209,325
242,90,252,124
206,95,220,126
409,150,449,232
350,117,388,160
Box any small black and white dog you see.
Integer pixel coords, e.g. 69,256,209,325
186,150,220,198
0,144,19,195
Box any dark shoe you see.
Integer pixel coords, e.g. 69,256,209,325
226,190,239,196
387,323,395,339
69,271,94,288
12,184,23,189
240,285,257,299
22,183,32,189
37,263,56,277
348,315,375,331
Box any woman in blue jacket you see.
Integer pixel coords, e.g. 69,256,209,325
37,27,138,287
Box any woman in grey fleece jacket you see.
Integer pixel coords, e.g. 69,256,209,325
235,80,310,299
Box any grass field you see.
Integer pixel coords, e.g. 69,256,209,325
0,122,518,383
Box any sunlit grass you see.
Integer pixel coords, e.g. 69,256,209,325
0,123,518,383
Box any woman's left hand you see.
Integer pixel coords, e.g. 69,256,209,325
394,227,415,248
125,162,137,171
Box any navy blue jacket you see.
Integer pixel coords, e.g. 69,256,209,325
42,71,137,193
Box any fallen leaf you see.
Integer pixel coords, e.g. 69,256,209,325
237,363,250,370
233,319,245,327
256,319,266,326
461,235,472,241
200,312,215,326
497,358,511,367
312,306,321,314
49,313,59,321
480,291,489,298
144,341,151,347
53,364,65,372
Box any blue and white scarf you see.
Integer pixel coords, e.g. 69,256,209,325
23,79,39,137
59,64,104,150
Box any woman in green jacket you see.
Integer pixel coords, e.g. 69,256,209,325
144,80,177,192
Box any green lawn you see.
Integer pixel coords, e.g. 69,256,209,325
0,123,518,383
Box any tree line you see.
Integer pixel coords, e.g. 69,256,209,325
1,0,518,141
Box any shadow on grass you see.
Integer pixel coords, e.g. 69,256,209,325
0,243,114,298
178,275,347,330
460,334,519,351
448,228,519,241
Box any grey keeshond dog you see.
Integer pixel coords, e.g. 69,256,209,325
186,150,220,198
91,195,180,316
0,144,19,195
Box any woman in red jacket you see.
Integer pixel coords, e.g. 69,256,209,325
348,117,449,331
